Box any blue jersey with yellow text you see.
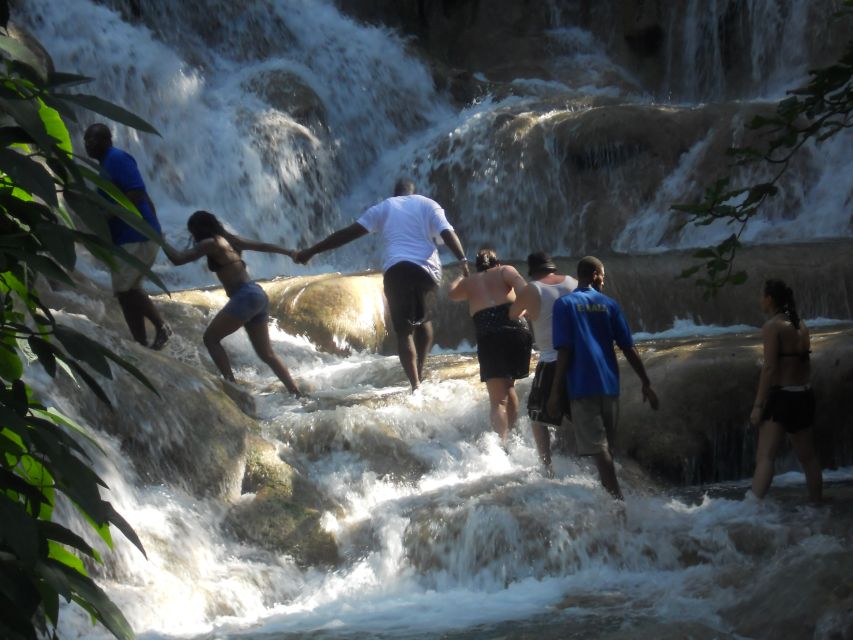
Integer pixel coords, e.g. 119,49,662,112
551,286,634,399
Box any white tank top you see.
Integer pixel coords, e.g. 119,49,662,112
530,276,577,362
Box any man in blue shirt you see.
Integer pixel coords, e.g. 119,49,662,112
547,256,658,499
84,123,171,349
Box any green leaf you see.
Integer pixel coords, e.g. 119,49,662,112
4,250,73,286
0,97,58,152
30,407,103,455
0,36,46,82
0,497,40,566
37,99,72,155
53,326,112,379
55,93,160,136
0,341,23,381
46,72,93,90
27,335,57,377
34,223,77,271
0,147,58,206
62,359,112,407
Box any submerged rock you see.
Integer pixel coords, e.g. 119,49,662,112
224,436,340,567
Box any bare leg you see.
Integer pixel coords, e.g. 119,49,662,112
751,420,785,499
506,384,519,431
413,320,433,383
790,427,823,503
116,290,148,345
245,320,301,396
486,378,512,444
592,450,623,500
135,290,171,350
396,329,419,390
202,310,245,381
531,421,552,466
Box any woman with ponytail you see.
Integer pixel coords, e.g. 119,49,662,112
448,248,532,445
163,210,302,397
750,279,821,502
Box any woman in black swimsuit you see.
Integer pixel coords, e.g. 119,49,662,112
163,210,302,396
750,279,821,502
448,248,532,444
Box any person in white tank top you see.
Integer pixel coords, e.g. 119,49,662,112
510,252,577,474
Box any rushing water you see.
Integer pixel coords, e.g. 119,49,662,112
26,311,853,640
15,0,853,638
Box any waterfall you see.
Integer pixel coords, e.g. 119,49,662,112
13,1,853,637
19,0,853,277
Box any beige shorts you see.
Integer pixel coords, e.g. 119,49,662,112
570,395,619,456
111,240,160,293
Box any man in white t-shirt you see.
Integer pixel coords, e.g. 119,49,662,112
295,178,468,390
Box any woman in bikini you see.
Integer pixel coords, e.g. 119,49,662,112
750,279,821,502
163,210,302,396
449,248,532,444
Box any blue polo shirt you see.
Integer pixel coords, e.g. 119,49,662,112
552,286,634,399
99,146,161,245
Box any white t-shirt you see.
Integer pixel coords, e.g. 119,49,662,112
356,194,454,283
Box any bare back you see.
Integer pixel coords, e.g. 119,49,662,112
204,236,251,292
452,265,526,316
763,315,810,386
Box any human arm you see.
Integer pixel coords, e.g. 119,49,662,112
440,229,469,277
546,347,571,418
751,322,779,425
620,346,659,410
447,274,468,301
509,283,539,320
162,237,216,266
502,265,528,298
229,235,294,258
295,222,368,264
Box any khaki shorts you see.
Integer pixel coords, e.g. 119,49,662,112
111,240,160,293
570,395,619,456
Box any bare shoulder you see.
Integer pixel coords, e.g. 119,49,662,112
192,237,219,254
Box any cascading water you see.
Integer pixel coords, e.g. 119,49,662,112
14,0,853,638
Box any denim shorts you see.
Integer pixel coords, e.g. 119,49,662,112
223,281,269,326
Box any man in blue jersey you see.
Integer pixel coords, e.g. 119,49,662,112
295,178,468,391
84,123,171,349
547,256,658,499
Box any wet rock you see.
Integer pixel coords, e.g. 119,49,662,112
243,69,329,133
265,273,390,355
722,550,853,639
224,491,339,567
224,435,340,567
618,327,853,485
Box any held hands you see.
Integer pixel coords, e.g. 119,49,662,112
293,249,313,265
642,383,659,410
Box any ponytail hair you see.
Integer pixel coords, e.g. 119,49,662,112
764,279,800,329
475,247,499,272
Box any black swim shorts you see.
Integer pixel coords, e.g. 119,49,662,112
761,386,815,434
527,360,570,425
383,261,437,334
476,326,532,382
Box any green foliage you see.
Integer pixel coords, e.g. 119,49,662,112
0,7,164,640
672,5,852,299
